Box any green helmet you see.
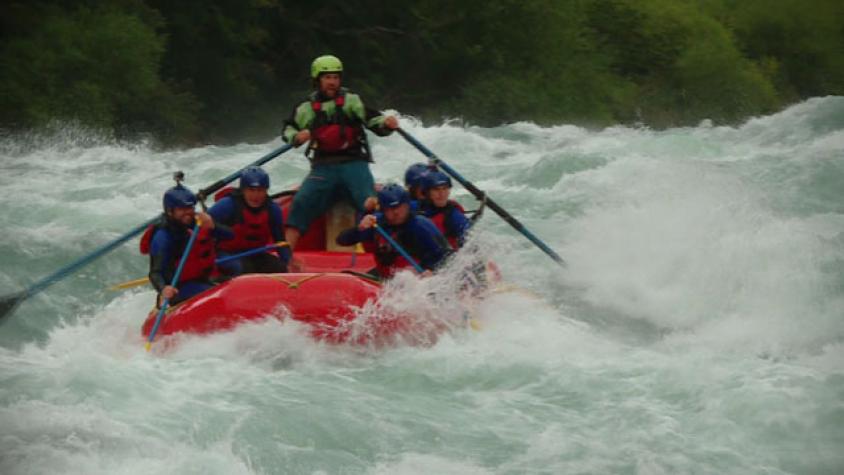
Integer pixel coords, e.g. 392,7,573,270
311,55,343,79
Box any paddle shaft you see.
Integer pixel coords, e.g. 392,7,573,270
146,222,201,349
373,225,425,273
197,144,293,201
396,128,565,266
217,241,288,265
32,218,158,299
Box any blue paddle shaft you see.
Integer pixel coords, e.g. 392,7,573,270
197,144,292,199
215,243,286,265
374,225,424,273
23,216,160,300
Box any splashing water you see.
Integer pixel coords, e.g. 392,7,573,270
1,98,843,474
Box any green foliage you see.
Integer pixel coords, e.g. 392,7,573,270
0,2,199,143
726,0,844,99
1,0,842,145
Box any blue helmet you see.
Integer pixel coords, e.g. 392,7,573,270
377,184,410,209
422,170,452,191
239,166,270,189
163,184,197,210
404,163,431,188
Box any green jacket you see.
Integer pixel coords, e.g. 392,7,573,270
282,89,393,164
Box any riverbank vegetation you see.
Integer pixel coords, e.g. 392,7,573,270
1,0,842,145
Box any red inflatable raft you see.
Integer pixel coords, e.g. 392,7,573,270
140,191,445,346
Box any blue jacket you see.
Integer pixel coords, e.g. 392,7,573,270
148,220,233,290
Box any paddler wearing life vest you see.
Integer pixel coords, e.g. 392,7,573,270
336,184,452,279
207,166,289,275
141,184,233,306
419,170,471,250
281,54,400,251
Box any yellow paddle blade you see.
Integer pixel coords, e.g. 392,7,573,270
109,277,150,291
469,319,482,331
144,342,152,352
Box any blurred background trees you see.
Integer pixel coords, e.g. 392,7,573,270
1,0,842,146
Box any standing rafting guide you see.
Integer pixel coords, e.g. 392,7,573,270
281,54,400,251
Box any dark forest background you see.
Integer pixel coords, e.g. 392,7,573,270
1,0,843,146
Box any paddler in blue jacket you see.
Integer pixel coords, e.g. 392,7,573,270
336,184,452,279
281,54,400,251
141,184,233,306
208,166,290,275
419,170,471,249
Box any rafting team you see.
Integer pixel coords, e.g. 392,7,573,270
144,55,474,306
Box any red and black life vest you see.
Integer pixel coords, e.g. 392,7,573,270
217,192,274,253
140,219,216,282
373,225,420,279
308,90,365,155
425,200,466,250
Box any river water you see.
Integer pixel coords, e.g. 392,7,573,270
1,97,843,474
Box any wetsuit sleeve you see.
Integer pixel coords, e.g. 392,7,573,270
412,217,452,270
364,106,393,137
208,198,234,224
207,198,235,242
282,102,313,143
148,230,172,292
347,94,392,137
336,228,362,246
336,227,376,246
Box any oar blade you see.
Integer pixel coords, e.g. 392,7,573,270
0,292,26,320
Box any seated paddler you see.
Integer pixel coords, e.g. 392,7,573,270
419,170,471,250
208,166,290,275
141,183,233,306
336,184,452,279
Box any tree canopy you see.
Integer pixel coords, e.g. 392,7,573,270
1,0,842,146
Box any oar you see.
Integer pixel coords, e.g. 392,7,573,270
108,241,290,291
195,144,293,202
0,143,293,321
373,224,425,273
110,277,153,291
216,241,289,265
0,217,159,320
396,128,565,267
145,221,201,351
